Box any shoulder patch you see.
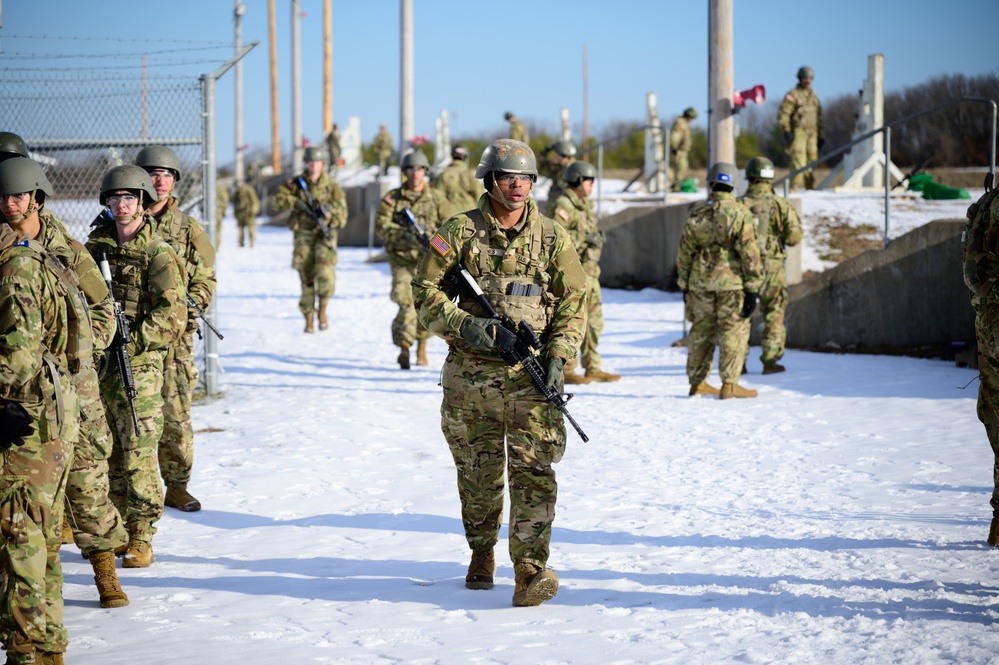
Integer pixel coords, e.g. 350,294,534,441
557,208,569,221
14,239,29,247
383,194,395,205
785,93,794,102
430,233,452,258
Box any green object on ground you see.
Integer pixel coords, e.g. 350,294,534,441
906,172,970,200
678,178,698,193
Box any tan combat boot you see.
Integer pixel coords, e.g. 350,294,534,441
719,383,758,399
397,344,411,370
90,551,129,608
586,368,621,382
317,297,330,331
465,549,495,590
416,339,428,366
512,562,559,607
563,371,591,385
303,312,315,334
60,514,74,545
165,485,201,512
689,381,720,397
988,517,999,547
39,652,65,665
122,539,154,568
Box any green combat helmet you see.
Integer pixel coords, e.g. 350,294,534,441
797,66,814,81
100,164,158,206
303,146,327,163
551,140,577,158
0,132,29,161
0,157,53,202
707,162,739,189
475,139,537,180
135,145,182,180
683,107,698,120
745,156,776,181
400,151,430,169
565,160,597,186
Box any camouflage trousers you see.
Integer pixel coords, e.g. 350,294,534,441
64,363,128,556
101,358,165,543
758,262,790,366
565,275,604,373
236,214,257,247
670,150,690,186
686,290,747,385
787,129,819,190
974,300,999,517
440,351,567,568
0,373,78,662
292,232,338,316
159,333,198,490
387,257,429,348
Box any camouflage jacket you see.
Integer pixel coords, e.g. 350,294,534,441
739,183,803,264
149,196,217,311
670,117,692,153
376,184,452,267
509,120,529,144
216,184,230,223
552,188,603,278
431,162,481,214
271,171,348,240
963,187,999,306
85,217,186,367
676,192,763,293
373,130,394,161
778,84,824,138
412,195,586,362
233,184,260,219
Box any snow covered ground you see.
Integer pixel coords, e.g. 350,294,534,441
57,188,998,664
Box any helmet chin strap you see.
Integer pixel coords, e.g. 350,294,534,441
1,193,37,224
486,179,533,211
113,208,144,224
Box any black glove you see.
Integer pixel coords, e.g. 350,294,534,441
818,138,826,150
741,292,759,319
186,307,199,333
585,232,605,249
0,402,32,450
783,131,794,145
544,357,565,395
460,317,497,350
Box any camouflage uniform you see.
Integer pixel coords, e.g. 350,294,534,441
148,196,216,502
676,191,762,386
325,128,341,174
431,161,482,214
962,186,999,543
36,211,128,557
271,172,348,321
376,183,452,350
669,116,693,186
539,153,575,217
739,182,803,367
778,84,824,190
552,188,606,374
0,224,82,664
233,183,260,248
373,127,394,175
412,195,586,569
85,217,186,548
215,182,229,246
508,118,529,144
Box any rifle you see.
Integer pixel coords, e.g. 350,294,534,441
186,295,224,340
98,253,139,430
294,176,333,240
442,263,589,442
892,156,931,191
401,208,430,250
90,208,114,228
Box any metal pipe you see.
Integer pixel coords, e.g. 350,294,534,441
884,125,890,248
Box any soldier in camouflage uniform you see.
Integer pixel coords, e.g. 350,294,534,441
376,151,453,369
778,66,824,191
412,139,586,607
0,159,84,665
136,146,217,514
215,182,229,247
677,162,762,399
233,181,260,248
962,178,999,546
325,123,342,176
431,145,482,214
86,165,187,568
504,111,529,144
271,146,348,333
670,107,697,190
539,140,576,217
373,124,394,176
738,156,803,374
552,160,620,385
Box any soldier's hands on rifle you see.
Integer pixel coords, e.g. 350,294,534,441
186,306,199,333
0,402,33,450
741,291,759,319
544,357,565,394
585,232,605,248
460,317,499,350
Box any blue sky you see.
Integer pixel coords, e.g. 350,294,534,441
3,1,996,166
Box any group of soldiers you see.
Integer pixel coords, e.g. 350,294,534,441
0,134,217,664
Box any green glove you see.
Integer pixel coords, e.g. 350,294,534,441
460,317,496,350
545,356,565,394
585,232,605,248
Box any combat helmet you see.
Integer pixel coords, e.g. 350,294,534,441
303,146,327,163
0,157,53,203
683,107,698,120
551,140,577,158
475,139,537,180
400,150,430,169
707,162,739,189
565,160,597,186
135,145,182,180
745,156,776,181
451,145,468,161
0,132,29,161
99,164,158,206
797,66,814,81
504,111,515,121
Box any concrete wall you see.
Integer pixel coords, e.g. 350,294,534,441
261,177,387,248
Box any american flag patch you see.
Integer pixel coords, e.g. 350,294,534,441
430,234,451,257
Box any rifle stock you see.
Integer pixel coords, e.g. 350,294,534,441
98,253,139,430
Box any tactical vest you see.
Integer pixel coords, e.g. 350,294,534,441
89,235,172,329
964,187,999,298
743,194,777,256
457,209,557,335
155,205,214,287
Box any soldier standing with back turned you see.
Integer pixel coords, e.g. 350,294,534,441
670,107,697,190
412,139,586,607
778,66,824,191
431,145,482,213
233,180,260,248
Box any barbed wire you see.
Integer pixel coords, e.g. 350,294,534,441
4,34,231,47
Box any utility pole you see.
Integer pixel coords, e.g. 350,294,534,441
234,1,246,184
708,0,735,166
582,44,589,156
291,0,303,173
268,0,280,173
323,0,333,137
400,0,414,157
